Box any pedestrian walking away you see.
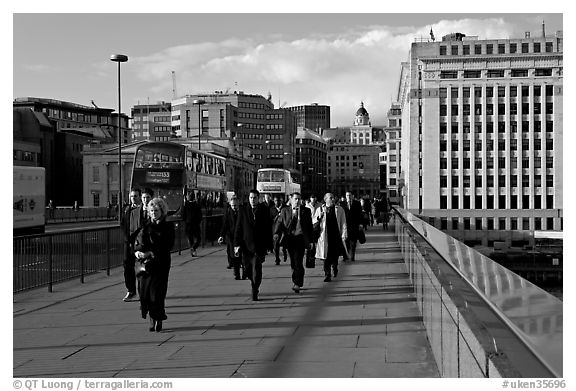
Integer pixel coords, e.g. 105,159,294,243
133,198,175,332
183,192,203,257
218,197,245,280
270,195,288,265
275,192,313,293
120,188,148,302
314,193,348,282
305,194,321,267
234,189,273,301
343,191,364,262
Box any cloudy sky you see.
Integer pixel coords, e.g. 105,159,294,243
12,10,563,127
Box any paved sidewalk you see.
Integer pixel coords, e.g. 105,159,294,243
13,228,439,378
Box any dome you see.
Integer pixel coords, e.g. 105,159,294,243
355,101,369,116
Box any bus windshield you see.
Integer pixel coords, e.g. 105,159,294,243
135,144,184,169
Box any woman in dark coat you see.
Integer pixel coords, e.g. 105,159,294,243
134,197,175,332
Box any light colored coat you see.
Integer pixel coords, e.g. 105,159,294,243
313,204,348,260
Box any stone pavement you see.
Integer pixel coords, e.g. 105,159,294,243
13,228,439,378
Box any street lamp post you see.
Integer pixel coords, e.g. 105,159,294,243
193,99,205,150
110,54,128,223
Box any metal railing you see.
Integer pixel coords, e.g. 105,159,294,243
13,215,223,293
46,207,118,223
393,207,562,378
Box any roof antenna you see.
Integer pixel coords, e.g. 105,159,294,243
542,20,546,38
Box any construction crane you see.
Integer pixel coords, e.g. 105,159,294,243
172,71,177,99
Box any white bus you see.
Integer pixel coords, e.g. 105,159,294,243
13,166,45,235
256,168,300,201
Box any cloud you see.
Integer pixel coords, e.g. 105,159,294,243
23,64,53,72
129,17,517,126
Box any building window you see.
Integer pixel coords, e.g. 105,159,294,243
92,166,100,182
440,197,447,210
440,71,458,79
487,70,504,78
464,70,481,79
498,44,506,54
463,45,470,55
92,192,100,207
440,46,447,55
535,68,552,77
546,139,553,150
522,43,529,53
451,45,458,55
534,42,541,53
511,69,528,77
440,176,447,187
510,43,517,53
486,44,493,54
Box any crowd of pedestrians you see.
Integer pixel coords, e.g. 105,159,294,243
121,187,394,331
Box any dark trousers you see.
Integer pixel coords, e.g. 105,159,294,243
243,251,264,293
227,246,244,277
306,242,317,265
286,235,306,287
186,224,201,250
346,239,358,262
123,243,136,293
273,235,287,263
323,253,339,277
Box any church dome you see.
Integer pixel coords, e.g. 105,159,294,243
356,101,369,116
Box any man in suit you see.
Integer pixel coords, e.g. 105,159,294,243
218,197,245,280
234,189,273,301
343,191,364,262
275,192,313,293
183,192,203,257
270,195,287,265
120,188,147,302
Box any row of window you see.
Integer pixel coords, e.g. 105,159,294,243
440,85,554,98
440,120,554,134
13,149,38,162
440,156,554,169
440,102,554,116
238,112,266,120
440,174,554,187
44,108,110,124
440,138,553,151
439,41,555,56
440,68,555,80
440,216,556,231
440,195,554,210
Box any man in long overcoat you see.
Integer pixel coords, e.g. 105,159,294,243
274,192,313,293
234,189,273,301
218,197,244,280
314,193,348,282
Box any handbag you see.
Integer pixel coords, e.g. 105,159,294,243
134,259,148,277
358,229,366,244
305,254,316,268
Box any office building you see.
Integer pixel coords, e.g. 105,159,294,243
131,101,172,141
287,103,331,133
170,91,296,170
399,30,563,245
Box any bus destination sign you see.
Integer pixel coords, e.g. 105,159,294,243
145,171,171,184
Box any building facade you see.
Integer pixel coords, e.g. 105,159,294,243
13,97,123,206
287,103,331,133
131,101,172,141
295,128,328,198
399,31,563,244
170,92,296,171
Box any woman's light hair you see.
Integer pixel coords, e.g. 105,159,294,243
324,192,335,201
148,197,168,219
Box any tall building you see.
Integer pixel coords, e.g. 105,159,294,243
287,103,331,133
131,101,172,141
324,103,381,198
399,30,563,244
170,91,296,171
295,127,328,198
378,102,402,204
13,97,122,206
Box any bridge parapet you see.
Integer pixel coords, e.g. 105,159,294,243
393,207,562,378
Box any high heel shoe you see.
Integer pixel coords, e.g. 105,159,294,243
149,318,156,332
155,320,162,332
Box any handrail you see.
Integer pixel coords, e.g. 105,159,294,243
394,207,562,377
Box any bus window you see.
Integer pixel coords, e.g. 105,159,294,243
271,171,284,182
257,171,270,182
